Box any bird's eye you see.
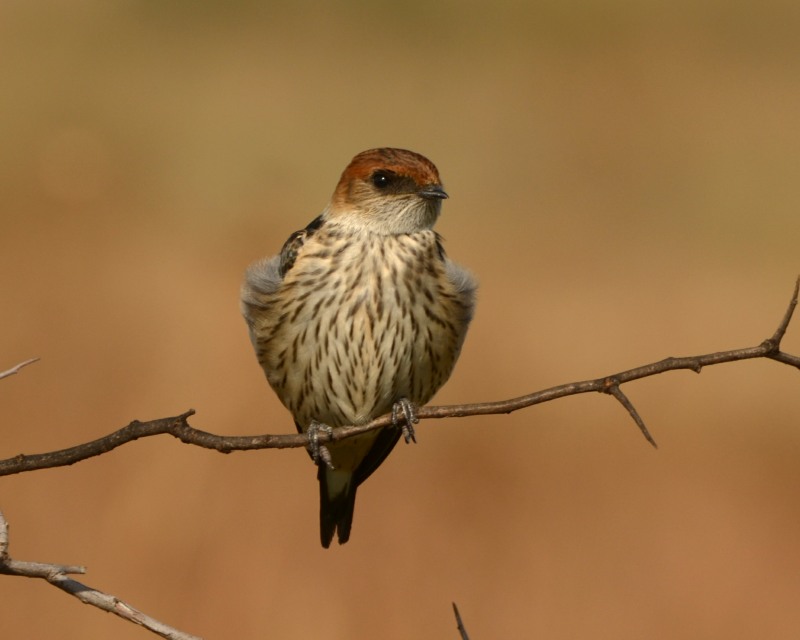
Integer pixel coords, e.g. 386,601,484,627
371,171,393,189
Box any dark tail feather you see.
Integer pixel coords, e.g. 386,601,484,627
319,469,358,548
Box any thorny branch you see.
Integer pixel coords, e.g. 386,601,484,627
0,511,201,640
1,278,798,477
0,280,798,639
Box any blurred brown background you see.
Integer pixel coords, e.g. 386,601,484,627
2,2,799,638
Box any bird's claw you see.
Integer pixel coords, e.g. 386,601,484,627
308,420,335,470
392,397,419,444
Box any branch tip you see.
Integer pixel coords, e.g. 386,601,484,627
0,357,40,381
769,276,800,346
452,602,470,640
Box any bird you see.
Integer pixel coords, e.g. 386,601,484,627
240,148,476,547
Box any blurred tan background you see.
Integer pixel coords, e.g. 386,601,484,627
2,1,800,638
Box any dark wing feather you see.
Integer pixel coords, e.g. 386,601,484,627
279,214,325,277
352,428,402,487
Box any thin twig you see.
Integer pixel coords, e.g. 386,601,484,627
452,602,470,640
1,279,798,477
767,276,799,345
0,357,39,381
0,511,201,640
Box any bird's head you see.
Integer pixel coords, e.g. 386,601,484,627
326,148,448,234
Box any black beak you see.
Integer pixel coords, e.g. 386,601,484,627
418,185,448,200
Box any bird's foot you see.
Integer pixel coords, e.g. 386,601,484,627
392,397,419,444
308,420,335,470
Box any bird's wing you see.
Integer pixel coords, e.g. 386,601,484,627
352,428,403,487
279,214,325,277
241,256,282,299
240,214,326,325
444,259,478,326
436,234,478,326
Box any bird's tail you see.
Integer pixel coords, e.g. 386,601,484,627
319,468,358,548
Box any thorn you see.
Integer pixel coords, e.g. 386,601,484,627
607,384,658,449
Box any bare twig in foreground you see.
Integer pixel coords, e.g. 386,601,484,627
0,511,201,640
452,602,470,640
0,357,39,381
1,278,798,477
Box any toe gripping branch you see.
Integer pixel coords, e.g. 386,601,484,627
305,397,420,473
307,420,334,470
392,398,419,444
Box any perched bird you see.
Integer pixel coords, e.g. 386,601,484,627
241,148,476,547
